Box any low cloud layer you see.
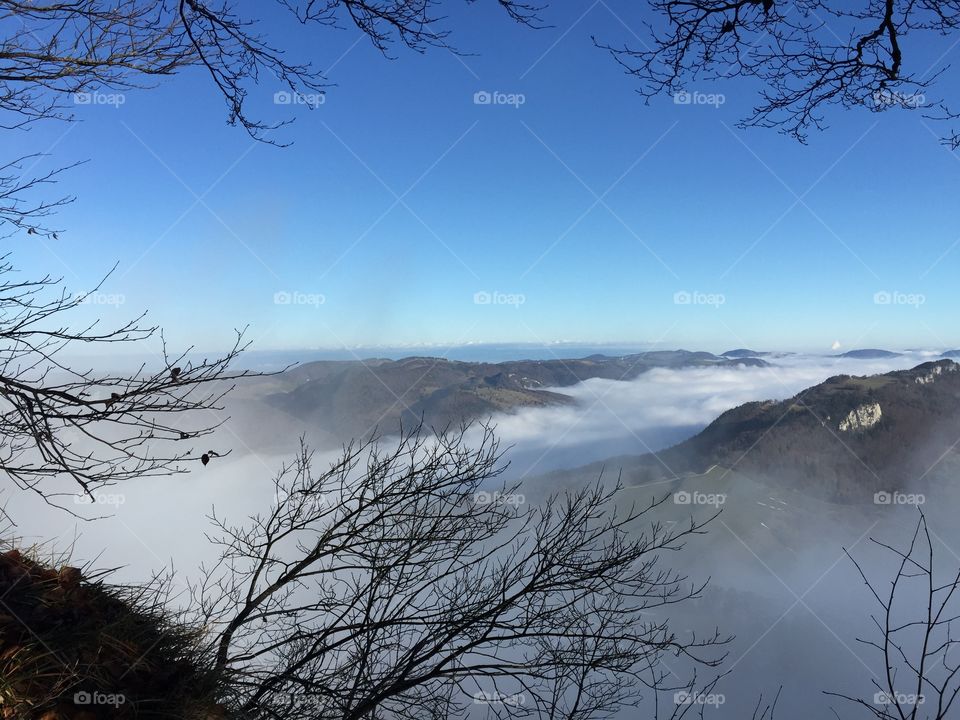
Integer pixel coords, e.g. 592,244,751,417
486,352,939,477
9,350,957,720
12,351,943,580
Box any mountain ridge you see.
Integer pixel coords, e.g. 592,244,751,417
571,360,960,502
259,350,768,442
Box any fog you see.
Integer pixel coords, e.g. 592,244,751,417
481,351,940,477
12,350,960,719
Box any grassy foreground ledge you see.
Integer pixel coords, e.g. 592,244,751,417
0,547,228,720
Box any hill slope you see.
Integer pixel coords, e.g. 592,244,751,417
838,348,902,359
259,350,767,441
0,548,225,719
599,360,960,502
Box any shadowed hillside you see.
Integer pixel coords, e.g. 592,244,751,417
255,351,767,442
565,360,960,502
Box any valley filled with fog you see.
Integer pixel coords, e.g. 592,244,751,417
9,2,960,717
11,349,960,719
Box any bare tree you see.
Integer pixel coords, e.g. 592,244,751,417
192,425,728,720
0,132,255,514
0,155,83,237
0,0,548,511
600,1,960,145
0,257,259,510
826,511,960,719
0,0,543,511
0,0,543,139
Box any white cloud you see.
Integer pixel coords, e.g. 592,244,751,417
9,351,943,578
479,352,939,475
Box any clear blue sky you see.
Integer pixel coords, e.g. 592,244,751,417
5,1,960,356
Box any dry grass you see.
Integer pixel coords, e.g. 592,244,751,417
0,545,229,720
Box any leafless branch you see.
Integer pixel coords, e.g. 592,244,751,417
600,1,960,146
193,424,728,720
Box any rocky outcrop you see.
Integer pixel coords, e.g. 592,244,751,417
839,402,882,432
619,359,960,503
915,362,958,385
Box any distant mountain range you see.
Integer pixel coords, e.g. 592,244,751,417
256,350,768,442
837,348,903,359
725,348,958,361
607,360,960,501
721,348,770,358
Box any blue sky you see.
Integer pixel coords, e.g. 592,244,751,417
6,1,960,357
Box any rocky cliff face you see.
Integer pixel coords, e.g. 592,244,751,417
615,360,960,502
838,402,882,432
915,362,958,385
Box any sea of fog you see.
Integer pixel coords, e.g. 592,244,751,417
10,348,958,719
486,349,948,477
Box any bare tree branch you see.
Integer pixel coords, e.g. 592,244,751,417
600,1,960,146
0,257,264,512
825,510,960,719
193,424,729,720
0,0,544,139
